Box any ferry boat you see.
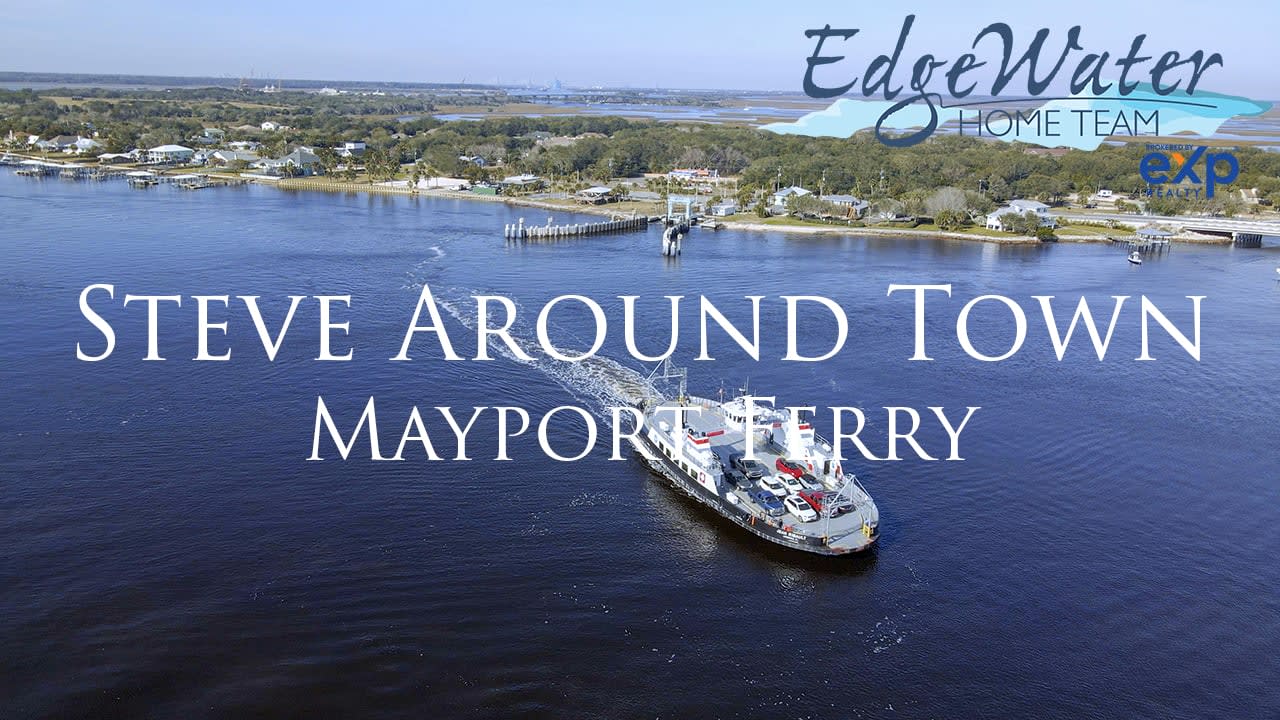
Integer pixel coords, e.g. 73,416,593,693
631,361,879,555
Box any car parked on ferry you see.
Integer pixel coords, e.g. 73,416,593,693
784,494,819,522
758,475,788,497
730,453,767,480
799,490,853,517
748,488,785,517
776,473,809,495
775,457,806,479
724,468,752,491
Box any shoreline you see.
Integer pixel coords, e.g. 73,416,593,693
0,152,1238,245
274,178,1234,245
269,178,1135,245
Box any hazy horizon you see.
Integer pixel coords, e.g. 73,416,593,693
2,1,1277,97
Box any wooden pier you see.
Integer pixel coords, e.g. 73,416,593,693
14,160,63,177
504,215,647,240
1110,226,1174,255
1120,236,1172,253
6,157,246,190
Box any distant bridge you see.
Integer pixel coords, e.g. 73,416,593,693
1067,212,1280,247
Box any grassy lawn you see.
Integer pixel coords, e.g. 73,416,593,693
755,216,1005,236
754,215,851,228
909,222,1011,236
1056,224,1116,236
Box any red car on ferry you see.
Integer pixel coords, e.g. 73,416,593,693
775,457,806,479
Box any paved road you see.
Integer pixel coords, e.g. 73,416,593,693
1061,211,1280,235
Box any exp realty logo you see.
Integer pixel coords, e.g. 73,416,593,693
1140,144,1238,199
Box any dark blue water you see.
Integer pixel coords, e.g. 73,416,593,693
2,173,1278,718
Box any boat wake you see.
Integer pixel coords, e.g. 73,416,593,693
402,250,659,414
400,246,447,291
432,287,660,417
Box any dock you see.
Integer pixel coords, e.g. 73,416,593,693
4,154,246,190
504,215,647,240
1109,226,1174,255
1115,236,1172,253
662,221,690,256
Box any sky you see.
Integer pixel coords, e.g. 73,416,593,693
2,0,1277,97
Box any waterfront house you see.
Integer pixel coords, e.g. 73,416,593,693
210,149,260,167
458,154,486,167
770,185,810,208
821,194,870,218
261,121,281,132
576,186,615,204
47,134,79,151
986,199,1057,231
985,207,1019,231
255,148,322,176
768,185,811,215
147,144,195,164
283,148,321,174
72,137,102,154
710,201,738,217
1009,198,1051,214
499,174,544,194
97,152,134,164
227,140,261,152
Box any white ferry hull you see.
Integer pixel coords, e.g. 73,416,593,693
631,430,878,556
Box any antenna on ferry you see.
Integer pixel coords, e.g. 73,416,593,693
646,358,687,403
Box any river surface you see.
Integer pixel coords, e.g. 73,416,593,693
2,172,1278,718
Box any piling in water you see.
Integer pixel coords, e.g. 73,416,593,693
504,215,647,240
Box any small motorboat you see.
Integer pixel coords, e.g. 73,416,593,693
1128,251,1143,265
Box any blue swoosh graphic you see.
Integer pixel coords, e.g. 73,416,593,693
760,84,1271,150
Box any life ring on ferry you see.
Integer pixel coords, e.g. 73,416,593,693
783,525,793,532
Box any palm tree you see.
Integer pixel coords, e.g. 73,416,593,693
419,160,439,189
315,147,338,176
